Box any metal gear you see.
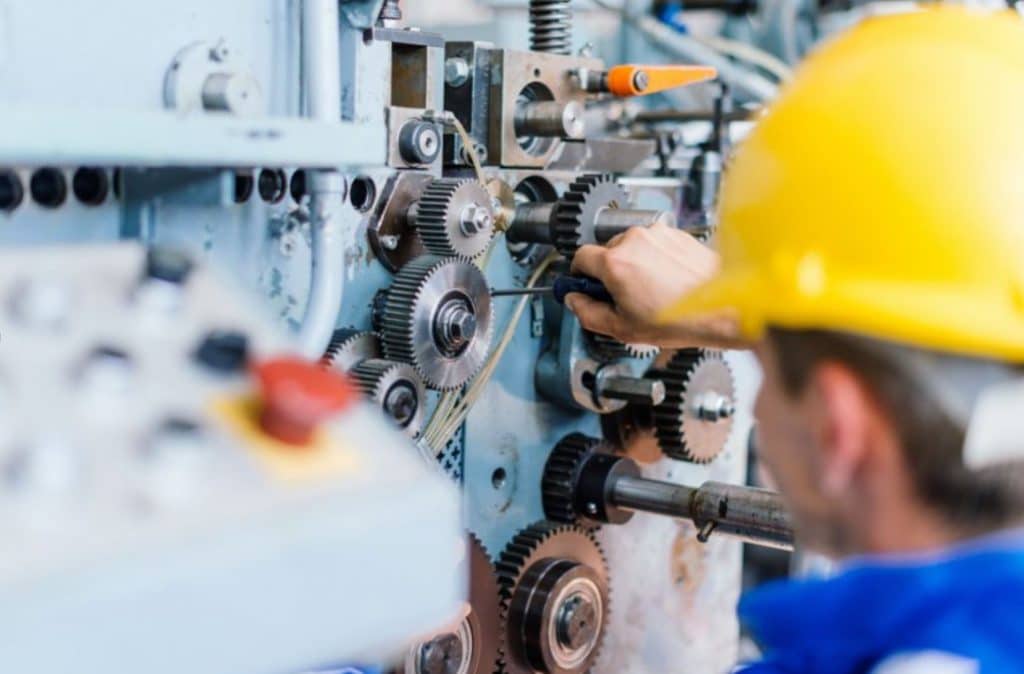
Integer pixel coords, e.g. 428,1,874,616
584,331,659,362
648,348,736,463
542,433,602,525
321,328,380,371
403,535,503,674
411,179,495,260
497,522,610,674
350,358,427,438
551,174,628,258
377,255,494,391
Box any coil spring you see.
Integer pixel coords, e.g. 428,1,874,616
529,0,572,55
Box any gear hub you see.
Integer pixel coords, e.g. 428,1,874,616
409,179,495,260
349,358,427,438
376,255,494,390
551,174,629,258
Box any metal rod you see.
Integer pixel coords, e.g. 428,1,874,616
514,100,585,139
611,476,794,550
632,108,755,125
508,203,556,244
491,287,551,298
593,208,676,243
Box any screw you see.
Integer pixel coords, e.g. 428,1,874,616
379,234,400,251
209,40,230,63
632,70,650,93
444,57,471,88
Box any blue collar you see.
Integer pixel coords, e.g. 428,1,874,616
739,535,1024,673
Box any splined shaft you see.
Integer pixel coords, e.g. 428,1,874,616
529,0,572,55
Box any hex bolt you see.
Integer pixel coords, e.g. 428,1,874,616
433,298,477,355
444,57,471,88
693,392,736,421
459,203,493,236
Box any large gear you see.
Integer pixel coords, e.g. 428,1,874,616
497,522,610,674
321,328,380,371
350,358,427,438
584,331,659,363
402,535,503,674
551,174,629,258
377,255,494,391
648,348,736,463
411,178,495,260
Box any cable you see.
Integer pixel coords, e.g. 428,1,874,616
691,34,793,81
422,250,561,451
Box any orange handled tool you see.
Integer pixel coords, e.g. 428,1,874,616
605,64,717,97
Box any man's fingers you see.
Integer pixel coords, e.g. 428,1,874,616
570,244,607,279
564,293,625,338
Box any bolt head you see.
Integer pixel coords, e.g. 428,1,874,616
383,383,418,427
449,309,477,343
444,57,471,87
459,204,493,236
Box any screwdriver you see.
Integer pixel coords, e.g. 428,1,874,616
491,275,613,305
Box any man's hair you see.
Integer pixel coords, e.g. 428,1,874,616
769,328,1024,533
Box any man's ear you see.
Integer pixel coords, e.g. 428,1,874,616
808,362,874,496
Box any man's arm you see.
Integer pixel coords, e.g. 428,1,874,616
566,221,746,349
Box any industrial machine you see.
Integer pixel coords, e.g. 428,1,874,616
0,0,796,672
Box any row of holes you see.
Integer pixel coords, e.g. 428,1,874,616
0,168,379,214
234,169,377,213
0,167,119,211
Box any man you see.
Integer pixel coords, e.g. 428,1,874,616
567,7,1024,673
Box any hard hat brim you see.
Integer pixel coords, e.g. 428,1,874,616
658,270,1024,363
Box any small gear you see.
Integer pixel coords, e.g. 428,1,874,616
584,331,659,362
497,522,610,674
403,535,503,674
411,178,495,260
377,255,494,391
648,348,736,463
350,358,427,438
321,328,380,371
551,174,629,258
542,433,601,525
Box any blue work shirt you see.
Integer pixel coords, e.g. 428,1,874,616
738,534,1024,673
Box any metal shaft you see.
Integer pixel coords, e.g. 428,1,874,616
515,100,585,139
593,208,676,243
595,375,666,406
610,476,793,550
508,202,555,244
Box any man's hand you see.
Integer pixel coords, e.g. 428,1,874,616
567,222,744,349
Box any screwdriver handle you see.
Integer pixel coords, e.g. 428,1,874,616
552,275,614,305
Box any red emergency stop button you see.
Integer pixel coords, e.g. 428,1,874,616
252,356,357,445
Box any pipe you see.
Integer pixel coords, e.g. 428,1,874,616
611,477,794,550
298,0,346,358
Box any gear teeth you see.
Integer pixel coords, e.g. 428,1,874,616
551,174,613,258
648,348,734,463
320,328,380,371
349,358,410,399
379,256,440,368
412,178,494,259
542,433,599,524
586,331,660,362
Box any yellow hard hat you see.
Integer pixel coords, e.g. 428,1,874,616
661,6,1024,362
